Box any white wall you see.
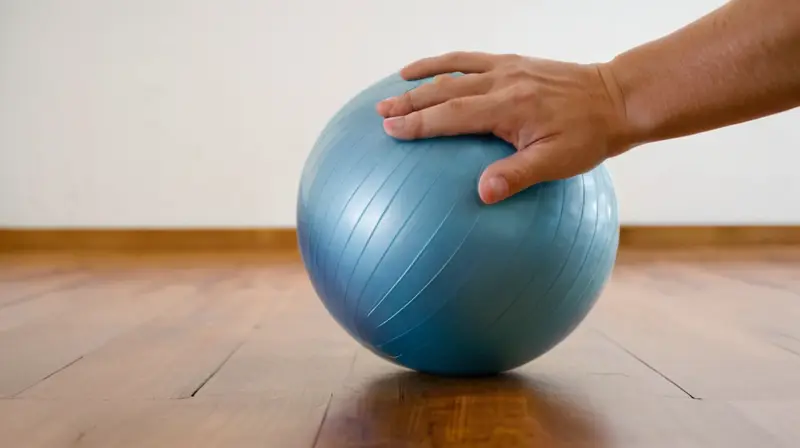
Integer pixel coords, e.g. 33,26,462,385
1,0,797,228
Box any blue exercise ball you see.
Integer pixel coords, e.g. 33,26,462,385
296,72,620,376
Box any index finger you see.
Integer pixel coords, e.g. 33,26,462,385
400,51,498,80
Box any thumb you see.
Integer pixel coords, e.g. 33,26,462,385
477,144,558,204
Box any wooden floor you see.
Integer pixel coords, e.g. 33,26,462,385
1,248,800,447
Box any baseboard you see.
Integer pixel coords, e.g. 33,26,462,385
618,225,800,248
1,226,799,252
0,228,298,252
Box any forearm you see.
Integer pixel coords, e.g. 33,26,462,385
605,0,800,147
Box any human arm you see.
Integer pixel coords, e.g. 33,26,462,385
376,0,800,204
608,0,800,145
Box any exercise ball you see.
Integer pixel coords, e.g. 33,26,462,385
296,72,619,376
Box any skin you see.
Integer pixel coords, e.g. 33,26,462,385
375,0,800,204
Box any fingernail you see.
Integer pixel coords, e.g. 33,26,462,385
384,116,405,133
486,176,509,202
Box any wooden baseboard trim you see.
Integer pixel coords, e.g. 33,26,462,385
1,226,800,252
618,226,800,248
0,229,299,252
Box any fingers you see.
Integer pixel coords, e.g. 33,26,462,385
478,144,561,204
401,51,498,80
383,95,498,140
376,74,491,118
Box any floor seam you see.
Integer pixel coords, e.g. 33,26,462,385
311,393,334,448
594,329,701,400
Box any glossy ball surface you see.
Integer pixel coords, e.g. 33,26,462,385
296,73,620,376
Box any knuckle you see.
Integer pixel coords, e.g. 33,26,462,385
447,50,490,66
433,73,453,84
446,97,469,113
506,162,537,192
404,112,426,138
445,51,469,63
398,90,415,112
457,50,480,59
505,84,536,106
400,89,424,113
502,64,530,81
498,53,524,64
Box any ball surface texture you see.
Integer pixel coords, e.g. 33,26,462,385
296,73,620,376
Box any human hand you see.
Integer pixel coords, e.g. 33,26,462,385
375,52,633,204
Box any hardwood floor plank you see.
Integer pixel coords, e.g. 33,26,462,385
311,316,774,447
0,268,242,397
0,264,83,283
191,266,361,399
0,253,87,281
0,270,95,308
0,397,330,448
314,362,778,448
514,326,690,399
728,399,800,447
652,262,800,361
0,271,159,333
16,268,272,400
698,260,800,293
589,265,800,400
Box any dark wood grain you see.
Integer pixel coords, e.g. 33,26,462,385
0,248,798,447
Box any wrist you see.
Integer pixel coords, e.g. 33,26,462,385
594,60,644,155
